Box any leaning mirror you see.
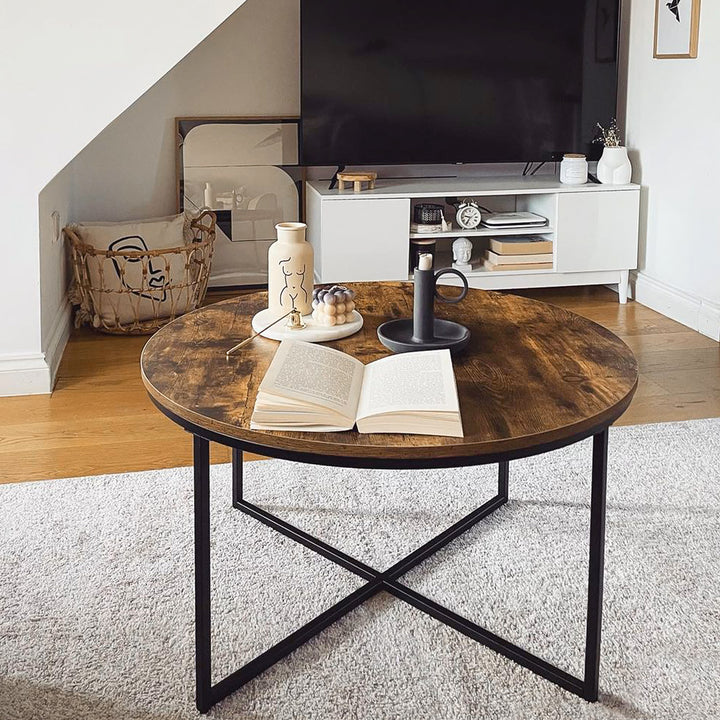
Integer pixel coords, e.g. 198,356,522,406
177,117,302,287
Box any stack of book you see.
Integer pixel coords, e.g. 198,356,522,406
482,237,553,271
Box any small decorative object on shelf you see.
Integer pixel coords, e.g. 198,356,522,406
594,119,632,185
454,199,483,229
411,204,447,235
409,238,436,272
311,285,356,326
336,171,377,192
377,253,471,355
203,182,214,208
267,222,314,317
452,237,473,273
413,203,444,225
560,154,588,185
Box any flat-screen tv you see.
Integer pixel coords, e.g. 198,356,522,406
300,0,619,166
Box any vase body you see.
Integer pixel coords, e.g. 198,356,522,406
597,147,632,185
267,222,314,316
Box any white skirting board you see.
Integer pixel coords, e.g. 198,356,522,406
0,300,72,397
630,271,720,342
0,354,53,396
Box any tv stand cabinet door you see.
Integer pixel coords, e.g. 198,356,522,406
321,198,410,283
555,191,640,273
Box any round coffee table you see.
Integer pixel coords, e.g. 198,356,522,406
142,283,637,714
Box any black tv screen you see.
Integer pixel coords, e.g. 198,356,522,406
300,0,619,166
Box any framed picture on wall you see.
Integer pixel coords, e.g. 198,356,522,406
654,0,701,59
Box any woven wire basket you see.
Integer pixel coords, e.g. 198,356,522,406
66,210,216,335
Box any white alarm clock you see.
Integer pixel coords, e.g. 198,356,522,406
455,199,482,229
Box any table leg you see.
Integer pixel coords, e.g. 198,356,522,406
195,433,609,710
232,448,243,506
194,435,212,714
498,461,509,500
583,429,609,701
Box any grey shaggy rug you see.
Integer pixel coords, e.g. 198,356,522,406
1,419,720,720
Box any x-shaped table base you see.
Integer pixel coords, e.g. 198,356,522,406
192,431,608,714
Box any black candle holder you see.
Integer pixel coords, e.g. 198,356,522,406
377,266,471,355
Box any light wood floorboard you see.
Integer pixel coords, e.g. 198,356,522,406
1,287,718,484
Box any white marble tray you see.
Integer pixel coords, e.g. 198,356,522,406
251,308,363,343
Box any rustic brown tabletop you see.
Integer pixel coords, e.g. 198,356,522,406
142,283,637,463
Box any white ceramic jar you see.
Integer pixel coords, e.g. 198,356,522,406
560,154,588,185
267,222,314,317
597,146,632,185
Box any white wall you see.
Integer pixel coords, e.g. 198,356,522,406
0,0,243,394
64,0,300,224
625,0,720,339
34,0,300,391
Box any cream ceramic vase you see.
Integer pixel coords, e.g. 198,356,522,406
267,222,314,317
597,146,632,185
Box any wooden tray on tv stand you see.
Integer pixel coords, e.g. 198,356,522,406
336,171,377,192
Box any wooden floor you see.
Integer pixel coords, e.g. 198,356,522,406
1,286,718,484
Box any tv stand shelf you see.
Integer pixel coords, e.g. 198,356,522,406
408,225,554,240
306,176,640,304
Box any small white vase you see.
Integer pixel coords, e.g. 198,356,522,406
267,222,314,317
597,147,632,185
203,182,214,208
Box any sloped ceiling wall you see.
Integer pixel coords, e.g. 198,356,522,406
38,0,299,360
62,0,299,224
0,0,244,363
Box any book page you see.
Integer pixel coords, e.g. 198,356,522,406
356,349,460,420
259,340,365,420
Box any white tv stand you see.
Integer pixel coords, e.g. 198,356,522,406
306,176,640,303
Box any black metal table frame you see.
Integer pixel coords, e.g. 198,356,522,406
158,402,609,714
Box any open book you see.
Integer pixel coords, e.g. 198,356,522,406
250,340,463,437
